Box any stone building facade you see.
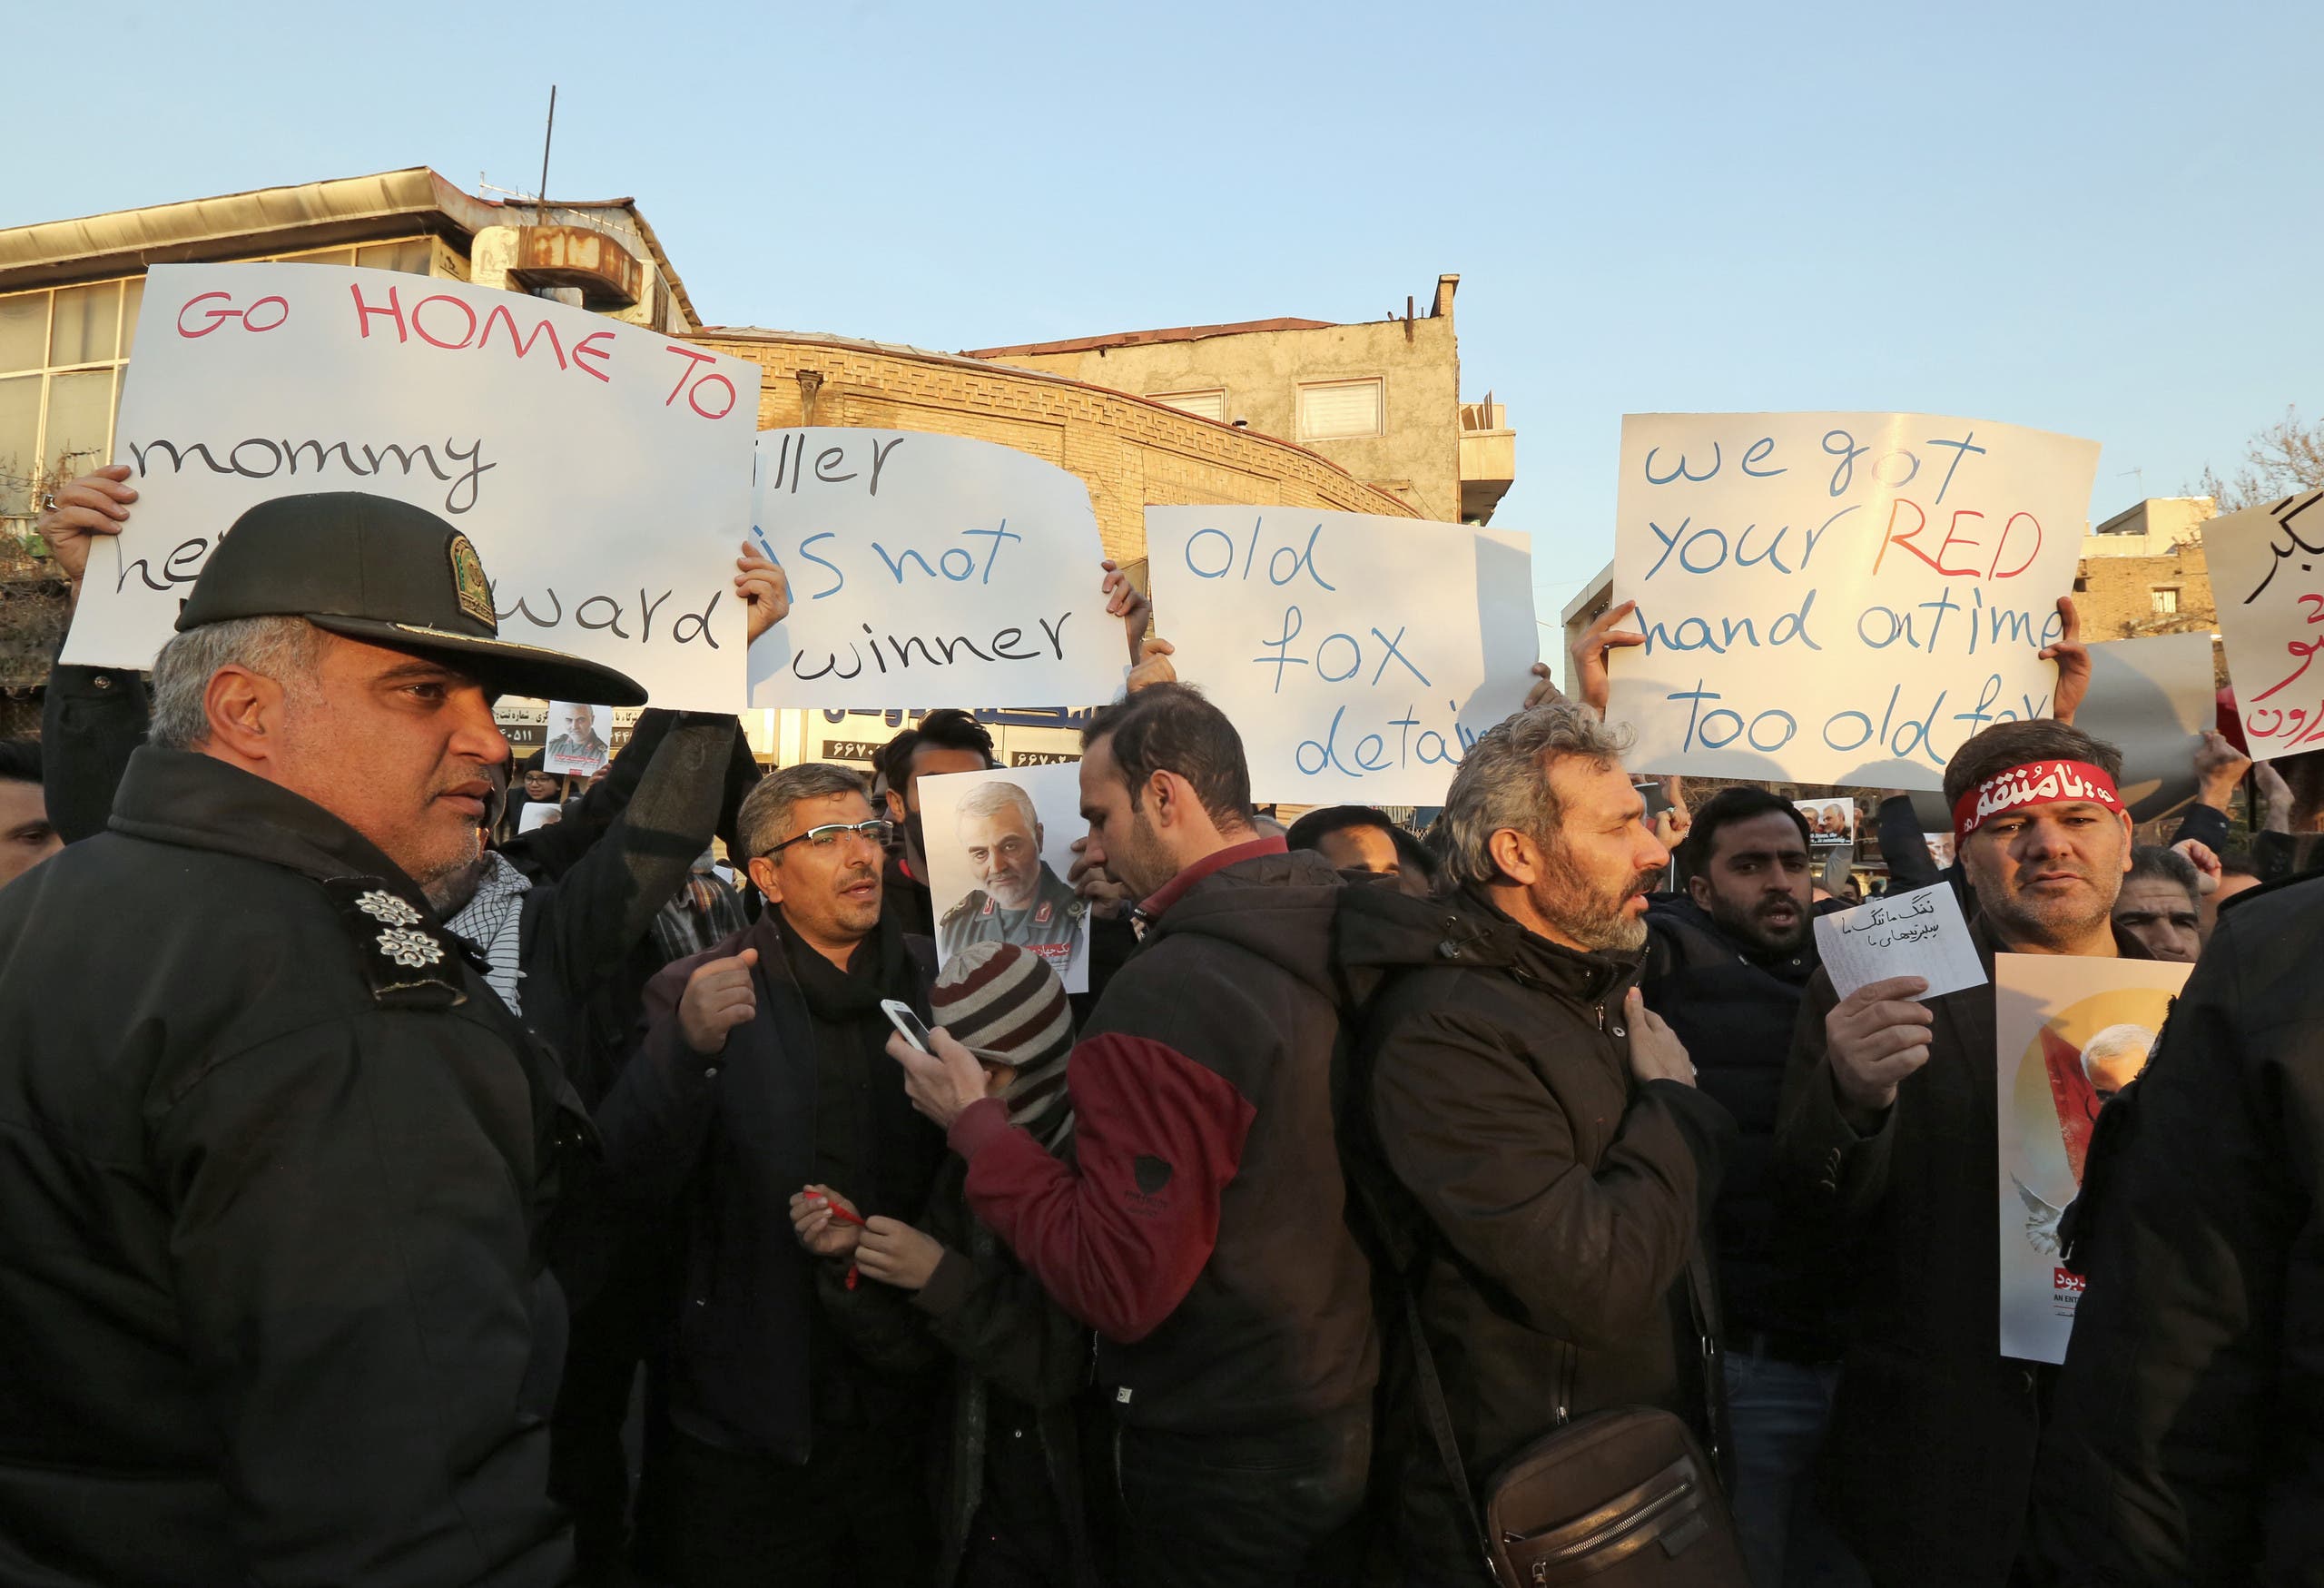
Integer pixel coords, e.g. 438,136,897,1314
692,328,1418,569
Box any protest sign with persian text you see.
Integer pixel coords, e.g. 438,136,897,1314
64,263,762,709
1607,413,2099,790
1147,507,1537,804
2205,491,2324,761
747,429,1122,711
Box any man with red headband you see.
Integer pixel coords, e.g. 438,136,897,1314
1772,718,2144,1588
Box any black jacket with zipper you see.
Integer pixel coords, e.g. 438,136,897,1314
0,749,580,1587
816,1153,1108,1588
1339,883,1736,1582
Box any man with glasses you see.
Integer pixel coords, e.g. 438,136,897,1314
596,763,948,1588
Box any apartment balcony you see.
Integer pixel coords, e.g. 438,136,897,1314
1460,396,1515,524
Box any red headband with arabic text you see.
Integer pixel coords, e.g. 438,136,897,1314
1952,759,2124,842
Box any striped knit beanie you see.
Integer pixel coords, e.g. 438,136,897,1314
931,941,1076,1150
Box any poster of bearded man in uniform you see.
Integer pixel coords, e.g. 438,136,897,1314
921,763,1090,993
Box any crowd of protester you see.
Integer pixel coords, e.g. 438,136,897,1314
2,470,2321,1588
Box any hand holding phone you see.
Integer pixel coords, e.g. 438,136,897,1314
881,999,932,1053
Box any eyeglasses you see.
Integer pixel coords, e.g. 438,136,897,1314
762,818,894,858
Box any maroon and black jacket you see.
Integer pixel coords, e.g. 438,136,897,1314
946,837,1377,1434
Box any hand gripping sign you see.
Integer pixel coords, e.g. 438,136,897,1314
64,263,762,709
1606,412,2099,791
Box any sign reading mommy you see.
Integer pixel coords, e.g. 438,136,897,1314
64,262,761,709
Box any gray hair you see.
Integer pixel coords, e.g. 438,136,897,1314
148,616,327,750
956,779,1039,831
737,762,871,859
1438,702,1631,886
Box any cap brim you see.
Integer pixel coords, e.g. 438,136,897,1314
307,616,651,706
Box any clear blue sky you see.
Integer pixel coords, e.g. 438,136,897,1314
15,0,2319,636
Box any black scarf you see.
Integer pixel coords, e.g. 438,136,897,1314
777,904,922,1019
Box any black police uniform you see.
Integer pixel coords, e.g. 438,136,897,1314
0,493,642,1587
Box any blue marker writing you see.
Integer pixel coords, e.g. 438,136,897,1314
750,525,781,564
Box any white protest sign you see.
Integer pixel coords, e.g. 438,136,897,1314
1812,883,1985,1002
64,263,762,709
2205,491,2324,761
1608,413,2099,790
1147,507,1538,804
2078,633,2215,820
747,429,1121,711
1994,953,2190,1363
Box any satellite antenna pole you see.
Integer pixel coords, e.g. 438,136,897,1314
536,86,557,222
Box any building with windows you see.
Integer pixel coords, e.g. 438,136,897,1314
963,274,1517,526
2,167,1507,742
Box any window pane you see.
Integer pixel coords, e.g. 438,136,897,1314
119,276,146,357
357,239,433,275
0,292,45,375
45,368,115,478
49,281,121,367
1297,379,1384,440
1150,390,1227,421
0,375,40,516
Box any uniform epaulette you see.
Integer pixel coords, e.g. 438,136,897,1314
322,877,468,1009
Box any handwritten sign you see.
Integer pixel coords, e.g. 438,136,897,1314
1994,953,2190,1362
2205,491,2324,760
746,429,1121,710
1813,883,1985,1001
1146,507,1538,804
62,263,762,709
1608,413,2099,790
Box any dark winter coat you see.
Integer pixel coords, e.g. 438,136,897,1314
1342,883,1736,1580
1773,916,2152,1588
1640,893,1827,1346
2027,875,2324,1585
950,837,1380,1434
0,749,579,1586
818,1155,1106,1588
593,909,944,1460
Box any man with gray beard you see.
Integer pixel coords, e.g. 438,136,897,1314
1344,702,1736,1583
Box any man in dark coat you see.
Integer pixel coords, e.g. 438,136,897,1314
596,761,946,1588
0,490,647,1586
1641,786,1860,1584
1343,702,1733,1584
1775,718,2145,1587
886,683,1378,1588
2026,872,2324,1583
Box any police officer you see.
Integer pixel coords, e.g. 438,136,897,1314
0,490,645,1588
938,777,1088,983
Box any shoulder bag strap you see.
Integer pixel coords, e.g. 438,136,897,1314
1402,1284,1502,1584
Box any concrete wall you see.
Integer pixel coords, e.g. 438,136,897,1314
691,330,1420,569
976,314,1463,524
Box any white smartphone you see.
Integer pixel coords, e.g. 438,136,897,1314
881,999,933,1053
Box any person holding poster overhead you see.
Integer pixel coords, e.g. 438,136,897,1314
1774,718,2151,1588
0,491,649,1587
2028,874,2324,1583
